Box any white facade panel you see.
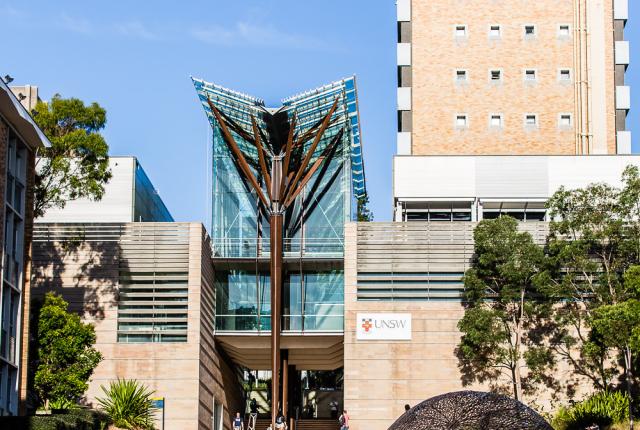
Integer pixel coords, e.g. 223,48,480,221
394,155,640,202
617,131,632,154
617,86,631,110
39,157,135,223
397,87,412,111
397,43,411,66
614,0,629,20
616,41,630,65
397,132,412,155
397,0,411,22
476,157,548,198
394,156,476,199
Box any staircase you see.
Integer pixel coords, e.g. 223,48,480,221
247,418,339,430
297,419,340,430
247,418,271,430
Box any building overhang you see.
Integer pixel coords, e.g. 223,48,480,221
394,154,640,202
0,78,50,150
215,333,343,370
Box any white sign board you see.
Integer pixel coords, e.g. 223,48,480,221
356,313,412,340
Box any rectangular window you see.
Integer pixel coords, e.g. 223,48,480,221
524,69,537,81
455,25,467,38
524,25,536,37
455,114,468,128
559,69,572,81
489,25,501,38
558,24,571,37
490,70,502,81
559,114,572,127
525,114,538,127
490,114,503,128
456,69,468,82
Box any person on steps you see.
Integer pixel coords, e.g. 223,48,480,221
339,410,349,430
233,412,244,430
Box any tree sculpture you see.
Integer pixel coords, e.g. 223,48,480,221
206,95,343,427
388,391,552,430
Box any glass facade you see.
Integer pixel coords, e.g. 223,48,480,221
214,269,344,332
133,160,174,222
194,77,365,333
0,128,27,416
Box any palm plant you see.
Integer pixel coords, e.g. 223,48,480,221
96,379,157,430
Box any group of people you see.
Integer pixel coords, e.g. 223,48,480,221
232,408,350,430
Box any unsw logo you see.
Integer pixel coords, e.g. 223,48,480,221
360,317,408,332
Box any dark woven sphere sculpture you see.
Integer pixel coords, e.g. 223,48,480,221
388,391,552,430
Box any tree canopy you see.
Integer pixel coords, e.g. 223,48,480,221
456,216,554,401
34,293,102,408
32,94,111,218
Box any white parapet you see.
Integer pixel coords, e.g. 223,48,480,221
397,43,411,66
397,87,412,111
614,0,629,20
397,132,412,155
617,86,631,110
616,41,630,65
618,131,632,154
393,155,640,202
397,0,411,22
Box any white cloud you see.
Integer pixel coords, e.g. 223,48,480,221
58,13,92,34
115,21,159,40
0,4,22,17
190,21,328,50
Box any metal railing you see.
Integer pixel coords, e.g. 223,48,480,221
212,237,344,258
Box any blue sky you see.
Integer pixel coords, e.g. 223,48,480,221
1,1,638,224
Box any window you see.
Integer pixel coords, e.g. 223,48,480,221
489,25,501,38
524,69,537,81
559,69,572,82
490,70,502,82
524,25,536,37
490,114,503,128
455,25,467,38
524,114,538,127
455,69,468,82
559,114,572,127
455,114,468,128
558,24,571,37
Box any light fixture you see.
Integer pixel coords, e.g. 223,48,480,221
3,75,13,84
17,93,26,101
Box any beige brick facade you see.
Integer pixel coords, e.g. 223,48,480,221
407,0,618,155
30,223,243,430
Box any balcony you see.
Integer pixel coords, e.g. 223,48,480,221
616,41,630,66
614,0,628,20
617,86,631,110
212,237,344,259
397,0,411,21
397,43,411,66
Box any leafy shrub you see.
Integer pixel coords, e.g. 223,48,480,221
552,391,629,430
0,409,108,430
97,379,157,430
50,397,80,410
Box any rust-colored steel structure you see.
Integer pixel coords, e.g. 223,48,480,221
206,97,340,427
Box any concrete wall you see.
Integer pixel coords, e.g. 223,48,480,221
30,223,241,430
343,222,591,430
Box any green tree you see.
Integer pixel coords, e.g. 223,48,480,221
32,94,111,218
34,293,102,409
542,166,640,394
456,216,554,401
356,194,373,221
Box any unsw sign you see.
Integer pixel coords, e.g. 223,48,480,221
356,313,412,340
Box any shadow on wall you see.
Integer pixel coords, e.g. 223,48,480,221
27,234,127,411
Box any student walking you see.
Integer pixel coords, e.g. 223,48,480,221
339,410,349,430
233,412,244,430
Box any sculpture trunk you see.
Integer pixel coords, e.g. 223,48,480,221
270,213,283,427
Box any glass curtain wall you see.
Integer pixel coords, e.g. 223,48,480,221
216,270,343,332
